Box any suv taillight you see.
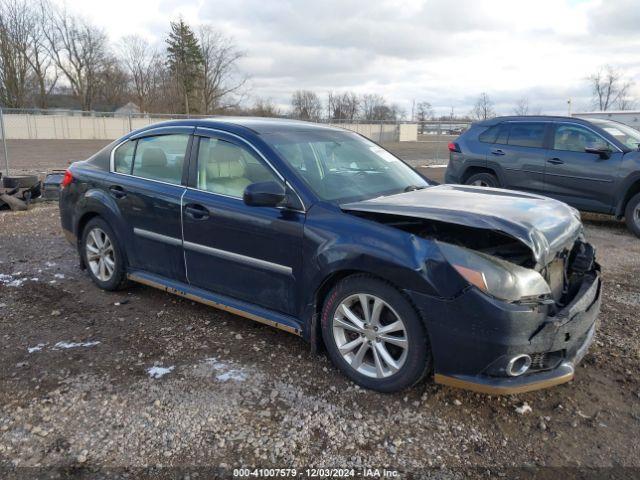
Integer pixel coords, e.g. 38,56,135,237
61,169,73,189
448,142,461,153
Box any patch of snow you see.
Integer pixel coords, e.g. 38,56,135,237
203,357,247,382
216,370,247,382
54,273,65,279
27,343,47,353
147,366,175,379
7,278,26,287
45,262,57,267
53,341,100,350
515,402,532,415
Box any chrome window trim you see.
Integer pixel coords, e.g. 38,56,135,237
183,240,292,276
133,228,182,246
183,185,306,214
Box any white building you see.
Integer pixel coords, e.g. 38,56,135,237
572,111,640,130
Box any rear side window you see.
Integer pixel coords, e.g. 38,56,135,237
114,141,136,174
131,134,189,184
479,124,510,144
507,123,545,148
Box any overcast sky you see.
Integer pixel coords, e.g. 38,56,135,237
54,0,640,117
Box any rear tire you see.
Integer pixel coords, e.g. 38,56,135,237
465,172,499,188
624,192,640,238
321,275,431,393
80,217,128,291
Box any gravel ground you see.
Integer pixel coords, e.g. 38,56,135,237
0,203,639,478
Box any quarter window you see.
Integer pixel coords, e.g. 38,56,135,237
196,137,280,198
478,123,510,144
131,134,189,184
507,123,545,148
553,124,609,152
114,140,135,174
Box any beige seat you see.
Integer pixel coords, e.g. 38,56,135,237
137,147,167,179
204,142,251,197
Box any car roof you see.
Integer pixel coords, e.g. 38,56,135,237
476,115,596,127
133,116,344,136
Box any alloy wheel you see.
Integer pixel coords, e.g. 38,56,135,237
85,227,116,282
332,294,408,379
472,179,490,187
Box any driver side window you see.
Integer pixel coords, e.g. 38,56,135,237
554,125,609,153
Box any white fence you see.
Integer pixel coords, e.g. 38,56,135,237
0,109,418,143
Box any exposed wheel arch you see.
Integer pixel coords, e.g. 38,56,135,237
461,166,500,185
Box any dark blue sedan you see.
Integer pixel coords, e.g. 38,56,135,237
59,118,601,394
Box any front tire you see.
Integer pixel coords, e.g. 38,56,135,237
321,275,431,392
80,217,127,291
624,192,640,238
465,172,499,188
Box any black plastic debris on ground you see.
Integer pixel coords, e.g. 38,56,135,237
0,174,42,211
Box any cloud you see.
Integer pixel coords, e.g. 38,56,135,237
53,0,640,115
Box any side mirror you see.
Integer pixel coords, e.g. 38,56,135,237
243,181,286,207
585,144,611,159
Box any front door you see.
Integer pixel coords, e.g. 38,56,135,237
109,127,193,281
544,123,623,213
181,130,304,315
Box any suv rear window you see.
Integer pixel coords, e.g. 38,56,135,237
507,123,545,148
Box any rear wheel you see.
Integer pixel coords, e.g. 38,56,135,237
321,275,431,392
624,192,640,238
81,217,127,290
465,172,499,188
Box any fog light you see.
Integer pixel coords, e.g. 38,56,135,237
506,354,531,377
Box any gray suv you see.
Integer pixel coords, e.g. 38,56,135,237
445,116,640,236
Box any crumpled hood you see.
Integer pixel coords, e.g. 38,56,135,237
341,185,583,267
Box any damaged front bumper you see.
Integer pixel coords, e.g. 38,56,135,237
406,269,601,395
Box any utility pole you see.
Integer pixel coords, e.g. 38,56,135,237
411,99,415,122
0,106,9,175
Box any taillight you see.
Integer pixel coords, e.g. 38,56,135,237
448,142,461,153
61,169,73,189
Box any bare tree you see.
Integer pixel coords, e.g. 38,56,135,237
43,4,109,110
589,65,635,111
360,94,386,120
118,35,161,112
414,101,433,133
248,97,281,117
290,90,322,121
471,92,495,120
198,26,246,114
0,0,32,107
328,91,359,121
513,96,529,115
25,1,58,108
96,57,129,108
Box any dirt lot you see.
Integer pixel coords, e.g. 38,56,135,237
0,200,639,476
1,139,639,476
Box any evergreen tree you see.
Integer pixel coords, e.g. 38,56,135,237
165,19,203,114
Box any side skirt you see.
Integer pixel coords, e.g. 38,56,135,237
127,270,304,337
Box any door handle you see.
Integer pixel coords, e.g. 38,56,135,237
491,149,505,156
109,185,127,199
184,203,210,220
547,158,564,165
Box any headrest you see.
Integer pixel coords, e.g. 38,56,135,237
141,147,167,167
207,142,245,178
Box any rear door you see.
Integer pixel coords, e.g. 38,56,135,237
543,122,623,212
181,129,304,315
488,122,549,193
109,126,193,281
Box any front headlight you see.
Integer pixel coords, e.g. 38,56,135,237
437,241,551,303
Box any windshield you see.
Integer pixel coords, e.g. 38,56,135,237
591,119,640,150
263,130,429,202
